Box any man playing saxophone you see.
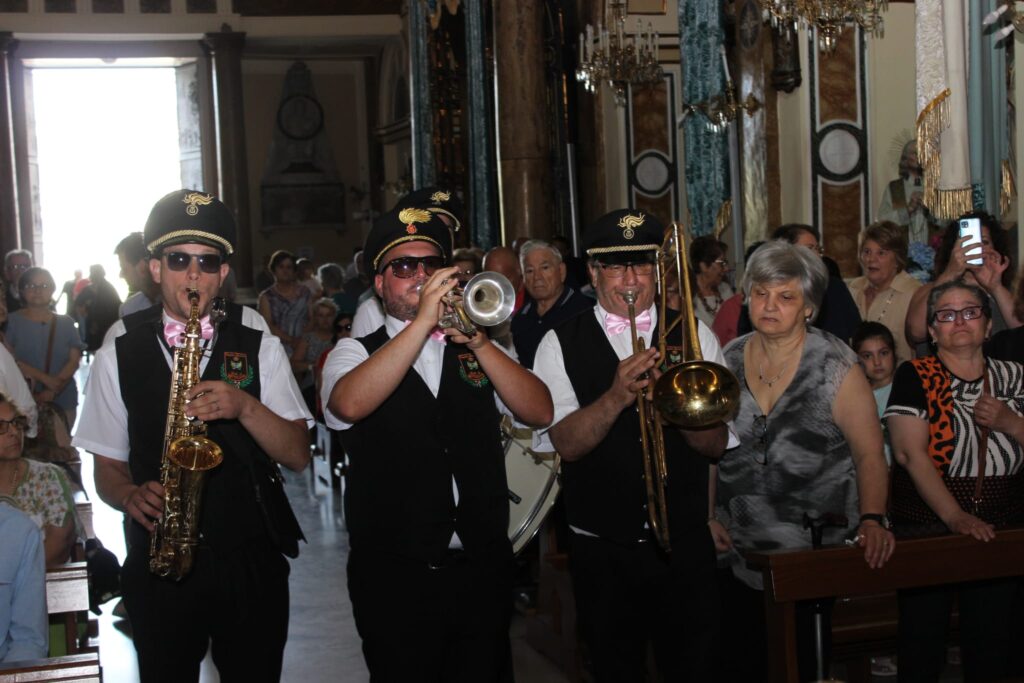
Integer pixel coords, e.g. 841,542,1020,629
321,205,552,681
73,190,312,683
532,209,736,682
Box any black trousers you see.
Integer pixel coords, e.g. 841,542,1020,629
347,547,515,683
120,537,290,683
568,532,719,683
714,569,832,683
898,578,1019,683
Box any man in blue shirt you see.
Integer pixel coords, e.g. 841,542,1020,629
0,499,47,663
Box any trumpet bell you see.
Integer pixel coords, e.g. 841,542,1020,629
652,360,740,429
462,272,516,328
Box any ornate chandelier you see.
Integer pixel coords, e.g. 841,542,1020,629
576,0,664,106
757,0,888,53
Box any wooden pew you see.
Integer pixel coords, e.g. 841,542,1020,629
0,652,100,682
746,528,1024,683
45,563,94,657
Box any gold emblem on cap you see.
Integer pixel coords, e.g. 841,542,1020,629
617,213,645,240
182,192,214,216
398,208,432,225
429,190,451,204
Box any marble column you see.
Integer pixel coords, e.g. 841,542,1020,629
202,30,252,287
0,33,19,252
493,0,552,243
408,0,435,189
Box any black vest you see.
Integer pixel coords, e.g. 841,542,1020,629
554,311,710,547
117,303,270,553
340,328,512,565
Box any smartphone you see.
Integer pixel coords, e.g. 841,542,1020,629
959,217,984,266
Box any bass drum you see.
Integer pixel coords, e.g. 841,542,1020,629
504,430,561,554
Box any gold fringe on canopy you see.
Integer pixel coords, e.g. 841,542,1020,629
713,199,732,240
916,89,950,216
1001,158,1016,217
930,187,973,221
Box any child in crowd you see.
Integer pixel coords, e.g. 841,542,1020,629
851,321,898,466
851,321,899,678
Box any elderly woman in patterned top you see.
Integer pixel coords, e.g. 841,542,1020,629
885,279,1024,681
0,395,77,568
711,240,894,680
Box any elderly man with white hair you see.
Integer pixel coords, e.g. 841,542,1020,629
510,239,593,369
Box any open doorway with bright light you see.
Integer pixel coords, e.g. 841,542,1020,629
25,57,207,308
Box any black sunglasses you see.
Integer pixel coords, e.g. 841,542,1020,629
381,256,445,279
164,251,224,274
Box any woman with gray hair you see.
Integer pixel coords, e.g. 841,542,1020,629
712,240,893,680
846,220,921,363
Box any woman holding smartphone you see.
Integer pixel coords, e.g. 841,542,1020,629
905,212,1019,356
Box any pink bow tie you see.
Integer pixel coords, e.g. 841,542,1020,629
604,310,652,336
164,317,214,347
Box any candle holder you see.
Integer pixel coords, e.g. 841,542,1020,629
576,0,664,106
679,46,761,134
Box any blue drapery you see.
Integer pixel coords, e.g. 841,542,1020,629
967,0,1008,214
679,0,730,236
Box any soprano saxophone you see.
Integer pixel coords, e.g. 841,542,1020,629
149,288,224,580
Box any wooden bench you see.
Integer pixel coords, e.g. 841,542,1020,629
0,652,100,682
45,563,96,657
747,528,1024,682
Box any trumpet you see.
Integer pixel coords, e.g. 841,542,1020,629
627,222,740,552
438,271,516,336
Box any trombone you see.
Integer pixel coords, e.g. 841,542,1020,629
625,222,740,552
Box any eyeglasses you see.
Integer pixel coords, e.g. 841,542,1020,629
6,263,28,271
713,258,729,267
0,416,27,435
164,252,224,274
932,306,984,324
597,262,655,278
22,282,53,292
381,256,445,279
751,414,769,466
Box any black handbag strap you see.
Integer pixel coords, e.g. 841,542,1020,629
43,315,56,374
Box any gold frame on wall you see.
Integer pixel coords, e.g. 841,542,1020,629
627,0,666,15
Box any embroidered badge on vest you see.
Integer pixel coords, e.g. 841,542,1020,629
457,352,490,388
221,351,254,388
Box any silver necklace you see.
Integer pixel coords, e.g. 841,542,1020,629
758,360,787,387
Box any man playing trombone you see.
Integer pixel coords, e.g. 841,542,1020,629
533,209,736,681
321,206,553,682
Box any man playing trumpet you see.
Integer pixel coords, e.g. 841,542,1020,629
533,209,736,681
322,206,553,681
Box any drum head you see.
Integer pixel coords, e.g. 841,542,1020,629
505,435,560,554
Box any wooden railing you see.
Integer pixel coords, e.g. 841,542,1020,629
746,528,1024,682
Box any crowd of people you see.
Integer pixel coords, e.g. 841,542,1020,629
0,182,1021,683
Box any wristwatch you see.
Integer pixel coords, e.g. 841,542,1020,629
859,513,891,529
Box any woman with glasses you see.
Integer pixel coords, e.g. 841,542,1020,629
0,395,78,568
258,249,312,356
689,235,734,328
5,267,83,429
711,240,893,680
905,212,1019,357
885,279,1024,681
